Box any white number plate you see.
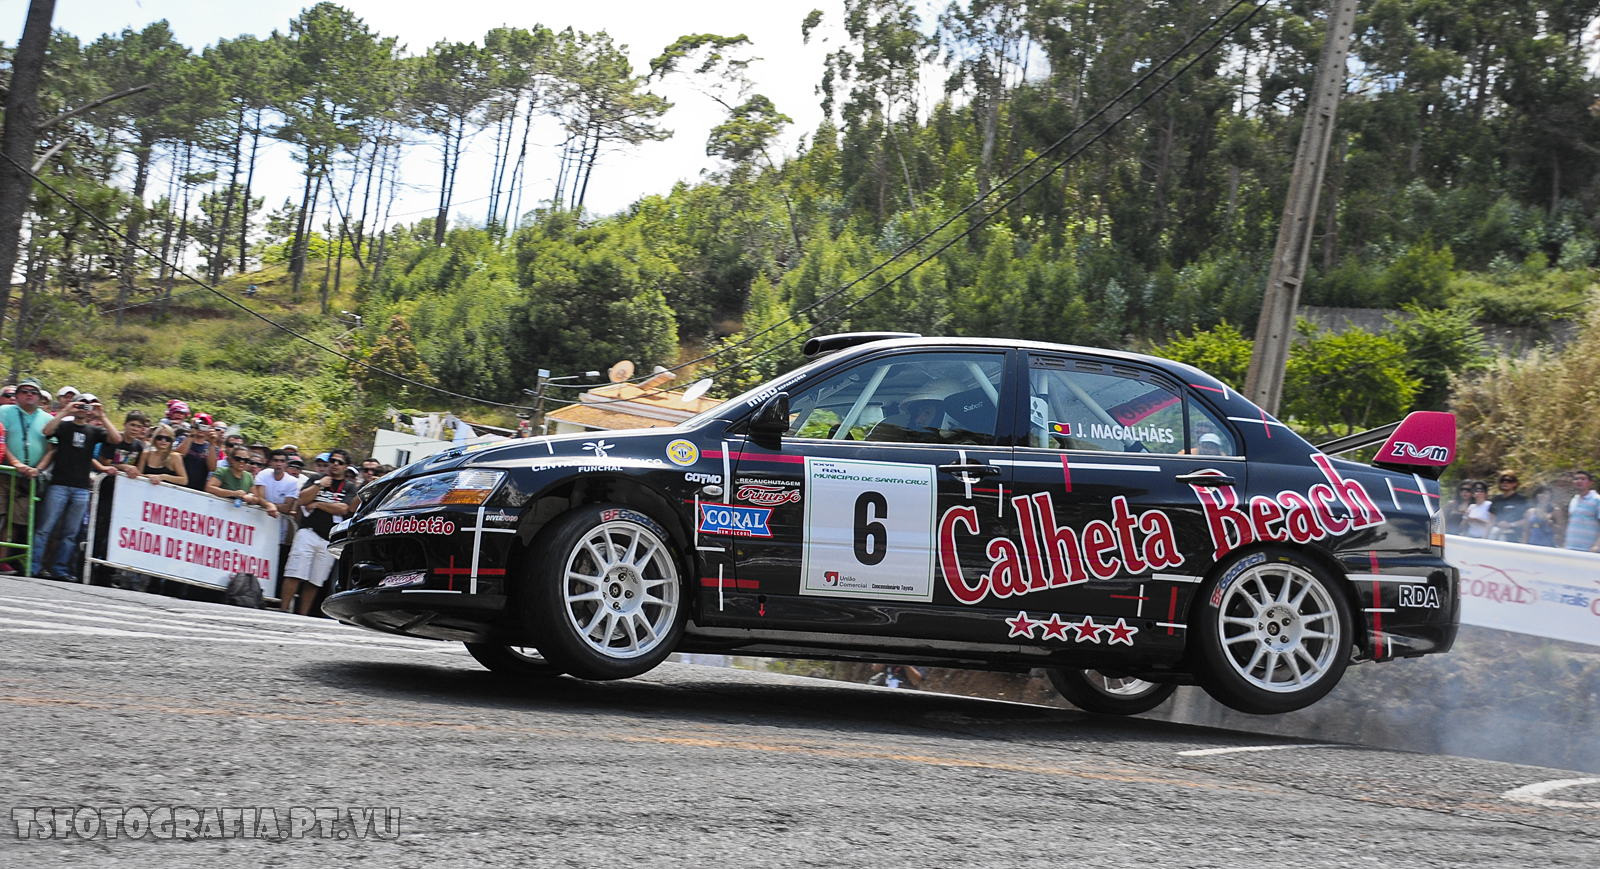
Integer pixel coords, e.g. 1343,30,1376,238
800,458,937,601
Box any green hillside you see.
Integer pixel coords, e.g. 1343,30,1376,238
27,259,521,457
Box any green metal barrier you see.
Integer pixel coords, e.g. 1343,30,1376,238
0,467,38,575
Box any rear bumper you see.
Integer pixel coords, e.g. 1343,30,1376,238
322,587,509,643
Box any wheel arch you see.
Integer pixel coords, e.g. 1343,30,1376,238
511,473,695,575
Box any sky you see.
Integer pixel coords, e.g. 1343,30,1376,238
3,0,854,224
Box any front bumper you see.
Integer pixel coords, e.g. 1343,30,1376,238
323,504,525,642
322,587,510,643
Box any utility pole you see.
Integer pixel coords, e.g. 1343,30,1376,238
1243,0,1356,415
533,369,550,431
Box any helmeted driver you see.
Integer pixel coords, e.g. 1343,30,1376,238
867,379,961,443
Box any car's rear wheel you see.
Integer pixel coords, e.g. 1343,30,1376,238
463,643,565,677
1046,668,1177,715
1194,548,1354,715
524,504,685,681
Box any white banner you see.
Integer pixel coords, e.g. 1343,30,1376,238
100,478,279,592
1449,535,1600,647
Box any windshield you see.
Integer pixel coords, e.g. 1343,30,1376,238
677,354,838,429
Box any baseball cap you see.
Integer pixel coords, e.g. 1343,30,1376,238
279,443,300,454
78,393,98,403
57,386,79,397
17,377,41,391
167,399,190,415
193,412,214,426
315,452,332,462
287,455,305,466
1200,432,1224,446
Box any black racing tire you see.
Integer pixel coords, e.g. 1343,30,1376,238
1193,547,1355,715
523,503,686,681
463,643,565,678
1046,669,1177,716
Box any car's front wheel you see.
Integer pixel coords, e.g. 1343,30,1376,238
463,643,565,678
1046,668,1177,715
524,504,685,681
1194,548,1354,715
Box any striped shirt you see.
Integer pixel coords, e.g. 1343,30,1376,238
1564,491,1600,551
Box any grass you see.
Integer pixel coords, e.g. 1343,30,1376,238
12,258,517,456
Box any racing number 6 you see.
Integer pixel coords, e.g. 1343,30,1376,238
853,492,888,565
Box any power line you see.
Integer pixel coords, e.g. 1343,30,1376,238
594,0,1267,388
2,152,539,413
602,0,1273,401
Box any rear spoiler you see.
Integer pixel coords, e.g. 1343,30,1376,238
1315,411,1456,480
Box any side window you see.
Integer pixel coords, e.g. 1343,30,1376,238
1187,396,1240,457
784,352,1005,446
1026,357,1185,454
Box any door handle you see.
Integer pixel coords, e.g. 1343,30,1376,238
939,462,1001,478
1175,472,1236,486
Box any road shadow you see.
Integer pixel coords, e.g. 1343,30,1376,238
293,658,1276,750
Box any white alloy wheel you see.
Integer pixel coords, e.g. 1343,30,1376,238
561,518,680,660
1045,667,1177,715
1087,672,1162,697
1214,561,1342,693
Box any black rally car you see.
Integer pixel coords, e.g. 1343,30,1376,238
326,333,1458,715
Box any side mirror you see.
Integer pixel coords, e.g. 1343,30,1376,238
750,392,790,436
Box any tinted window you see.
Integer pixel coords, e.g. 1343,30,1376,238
1187,395,1239,457
785,352,1005,445
1026,357,1185,454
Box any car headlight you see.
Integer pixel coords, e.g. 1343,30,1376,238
374,470,505,512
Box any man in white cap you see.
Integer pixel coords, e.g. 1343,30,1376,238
51,386,78,414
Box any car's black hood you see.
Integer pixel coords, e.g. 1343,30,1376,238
406,426,705,476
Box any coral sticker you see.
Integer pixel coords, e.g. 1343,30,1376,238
666,439,699,466
698,504,773,537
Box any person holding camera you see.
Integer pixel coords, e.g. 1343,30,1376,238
176,423,219,492
32,394,120,579
281,449,357,615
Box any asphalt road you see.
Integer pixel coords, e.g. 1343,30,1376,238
0,576,1596,868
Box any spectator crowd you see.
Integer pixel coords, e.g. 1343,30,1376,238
0,379,396,615
1446,468,1600,553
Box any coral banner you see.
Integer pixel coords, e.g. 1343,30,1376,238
1449,535,1600,647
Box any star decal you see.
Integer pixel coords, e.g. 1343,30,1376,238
1071,615,1103,644
1005,611,1040,639
1039,613,1072,641
1106,617,1138,646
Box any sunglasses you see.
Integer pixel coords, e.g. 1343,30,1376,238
330,460,348,467
361,467,378,474
153,435,173,443
15,388,39,396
